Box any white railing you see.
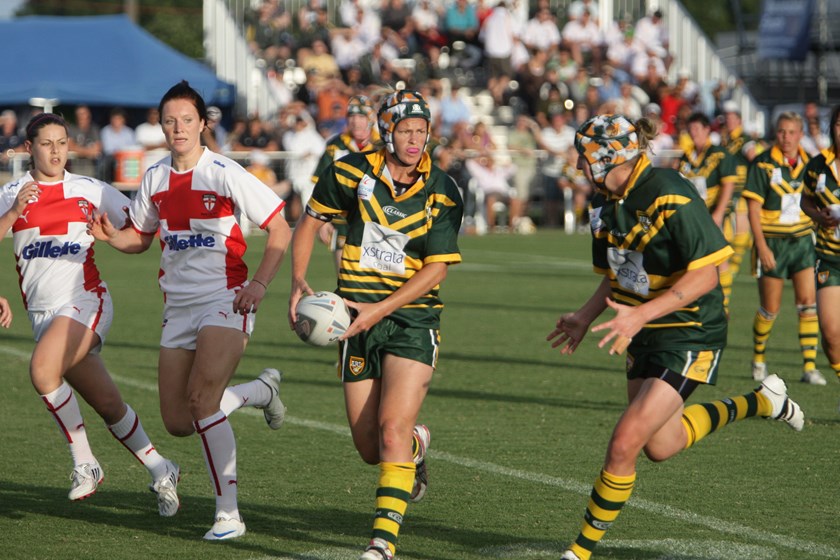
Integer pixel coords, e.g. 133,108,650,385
203,0,285,119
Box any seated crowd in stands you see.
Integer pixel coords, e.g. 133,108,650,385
0,1,830,234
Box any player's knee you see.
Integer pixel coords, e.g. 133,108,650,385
607,432,644,466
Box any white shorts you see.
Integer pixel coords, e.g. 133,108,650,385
28,289,113,353
160,298,255,350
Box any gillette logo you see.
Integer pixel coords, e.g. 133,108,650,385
21,241,82,260
164,233,216,251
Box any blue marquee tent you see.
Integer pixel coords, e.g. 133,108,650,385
0,15,235,108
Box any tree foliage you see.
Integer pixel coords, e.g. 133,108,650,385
16,0,204,59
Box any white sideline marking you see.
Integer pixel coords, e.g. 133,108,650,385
2,345,837,558
480,539,777,559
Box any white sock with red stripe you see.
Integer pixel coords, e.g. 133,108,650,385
108,404,167,479
41,381,96,467
195,410,240,519
220,379,273,415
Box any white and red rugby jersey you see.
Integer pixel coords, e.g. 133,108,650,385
0,171,130,311
130,148,284,307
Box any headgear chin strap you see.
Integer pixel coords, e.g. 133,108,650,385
574,114,640,184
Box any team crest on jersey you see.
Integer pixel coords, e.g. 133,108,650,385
636,211,652,232
818,270,829,284
203,194,217,211
349,356,365,376
77,200,90,217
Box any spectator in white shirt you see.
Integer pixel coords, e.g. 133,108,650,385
480,1,517,105
561,8,603,71
523,7,560,56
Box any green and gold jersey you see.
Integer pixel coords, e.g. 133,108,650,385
803,148,840,261
309,149,463,329
590,154,733,350
678,142,738,212
722,126,752,196
312,132,375,184
743,145,813,237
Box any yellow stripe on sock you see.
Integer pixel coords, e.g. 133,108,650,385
371,462,415,555
799,313,819,370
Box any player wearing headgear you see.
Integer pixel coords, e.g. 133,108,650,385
289,89,464,560
549,114,805,560
311,95,379,272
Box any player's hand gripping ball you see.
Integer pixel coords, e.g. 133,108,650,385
294,291,352,346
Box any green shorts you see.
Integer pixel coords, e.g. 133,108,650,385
339,318,440,382
752,235,815,279
816,257,840,289
627,347,723,386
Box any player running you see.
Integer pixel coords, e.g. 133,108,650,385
289,89,464,560
549,114,805,560
89,81,291,540
0,113,180,514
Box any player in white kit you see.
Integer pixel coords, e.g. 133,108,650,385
89,81,292,540
0,113,180,515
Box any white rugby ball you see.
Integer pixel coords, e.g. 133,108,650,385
294,291,351,346
829,204,840,220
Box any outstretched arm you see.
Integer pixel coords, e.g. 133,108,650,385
547,275,611,355
591,262,720,354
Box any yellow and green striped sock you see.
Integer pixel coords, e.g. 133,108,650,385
568,470,636,560
371,462,415,555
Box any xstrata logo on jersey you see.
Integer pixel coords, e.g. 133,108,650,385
21,240,82,260
163,233,216,251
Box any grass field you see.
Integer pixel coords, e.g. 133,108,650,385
0,230,838,560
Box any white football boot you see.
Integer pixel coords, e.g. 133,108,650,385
800,368,827,385
257,368,286,429
359,538,394,560
149,460,180,517
203,513,246,541
68,462,104,501
751,361,768,381
410,424,430,503
758,374,805,431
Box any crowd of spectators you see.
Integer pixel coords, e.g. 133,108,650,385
0,1,832,234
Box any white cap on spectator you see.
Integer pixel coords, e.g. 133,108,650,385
722,100,740,115
644,103,661,116
677,68,691,79
207,106,222,122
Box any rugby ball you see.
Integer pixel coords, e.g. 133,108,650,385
829,204,840,220
294,291,352,346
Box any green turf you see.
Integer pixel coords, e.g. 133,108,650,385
0,229,838,559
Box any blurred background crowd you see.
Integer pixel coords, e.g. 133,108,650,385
0,0,832,235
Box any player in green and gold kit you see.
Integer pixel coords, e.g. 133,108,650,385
743,111,825,385
289,90,463,560
801,104,840,404
721,100,758,278
679,112,738,311
311,95,379,273
548,114,805,560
